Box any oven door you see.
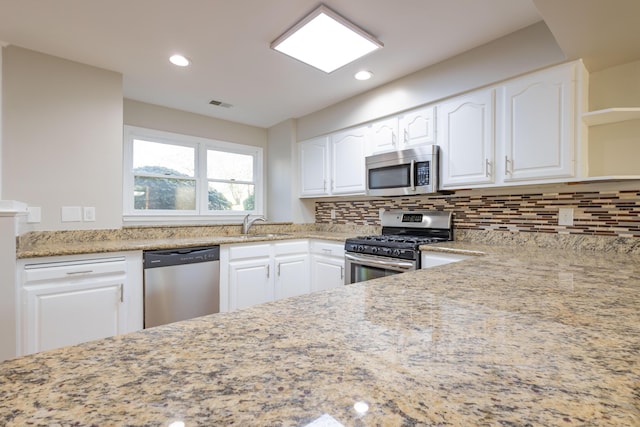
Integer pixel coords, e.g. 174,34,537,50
344,252,417,285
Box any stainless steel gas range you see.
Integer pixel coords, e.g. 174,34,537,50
344,210,453,284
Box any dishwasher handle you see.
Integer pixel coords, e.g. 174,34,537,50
143,246,220,269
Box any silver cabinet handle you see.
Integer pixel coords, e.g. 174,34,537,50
277,263,281,276
485,158,491,177
505,156,512,175
340,266,344,280
404,128,409,144
266,264,270,278
119,284,124,303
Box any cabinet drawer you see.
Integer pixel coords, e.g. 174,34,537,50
310,240,345,257
228,243,271,259
23,257,126,283
273,240,308,255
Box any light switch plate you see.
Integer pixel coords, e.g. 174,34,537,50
61,206,82,222
27,207,41,223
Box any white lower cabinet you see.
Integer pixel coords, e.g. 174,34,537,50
228,250,272,310
17,251,143,356
309,240,345,291
221,239,345,312
222,240,310,312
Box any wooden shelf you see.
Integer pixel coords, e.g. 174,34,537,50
582,107,640,126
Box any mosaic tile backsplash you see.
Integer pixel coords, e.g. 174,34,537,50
315,189,640,238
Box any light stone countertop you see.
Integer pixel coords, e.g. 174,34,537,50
2,241,639,426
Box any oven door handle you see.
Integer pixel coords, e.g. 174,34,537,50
345,252,415,271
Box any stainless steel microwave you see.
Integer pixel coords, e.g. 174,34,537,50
365,145,439,196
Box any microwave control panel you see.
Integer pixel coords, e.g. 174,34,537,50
415,161,430,186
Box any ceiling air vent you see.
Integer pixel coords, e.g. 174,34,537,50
209,99,232,108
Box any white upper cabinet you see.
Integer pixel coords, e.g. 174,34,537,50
368,117,398,154
439,88,495,188
440,60,586,190
399,106,436,148
299,136,330,196
330,127,367,195
299,127,367,198
501,62,579,182
368,106,436,155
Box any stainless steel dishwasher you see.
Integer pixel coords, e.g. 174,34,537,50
143,246,220,328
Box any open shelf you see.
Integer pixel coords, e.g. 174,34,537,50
582,107,640,126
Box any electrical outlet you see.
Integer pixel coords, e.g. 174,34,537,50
83,207,96,222
558,207,574,226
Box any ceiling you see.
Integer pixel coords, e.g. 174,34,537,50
0,1,638,129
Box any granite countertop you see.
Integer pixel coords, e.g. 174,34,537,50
2,242,639,425
16,231,355,258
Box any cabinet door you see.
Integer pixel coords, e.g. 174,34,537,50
330,127,367,195
274,254,310,300
299,137,329,196
439,89,495,188
399,106,435,147
502,63,576,181
311,255,344,291
23,280,124,354
368,117,398,154
228,258,272,310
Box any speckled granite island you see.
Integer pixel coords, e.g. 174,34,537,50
1,242,639,426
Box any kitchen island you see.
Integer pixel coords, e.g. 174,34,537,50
1,242,639,426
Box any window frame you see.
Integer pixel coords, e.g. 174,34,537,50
123,125,264,224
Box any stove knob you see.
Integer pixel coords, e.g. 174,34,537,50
371,247,378,254
393,249,401,256
358,245,365,252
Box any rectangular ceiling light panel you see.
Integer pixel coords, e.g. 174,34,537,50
271,4,383,73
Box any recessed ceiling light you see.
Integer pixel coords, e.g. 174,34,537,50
271,4,383,73
354,71,373,80
169,54,190,67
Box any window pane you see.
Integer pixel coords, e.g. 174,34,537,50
134,176,196,210
208,182,254,211
207,150,253,181
133,139,195,177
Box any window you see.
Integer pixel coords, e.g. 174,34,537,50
123,126,263,222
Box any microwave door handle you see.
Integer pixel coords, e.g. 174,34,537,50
410,159,416,191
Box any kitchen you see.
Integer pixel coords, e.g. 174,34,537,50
1,0,640,425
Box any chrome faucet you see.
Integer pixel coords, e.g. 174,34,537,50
242,214,266,234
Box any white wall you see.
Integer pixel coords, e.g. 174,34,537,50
296,21,566,140
266,119,315,223
0,45,4,198
2,46,123,230
123,99,267,149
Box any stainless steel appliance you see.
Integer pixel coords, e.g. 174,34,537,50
366,145,439,197
143,246,220,328
344,210,453,284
